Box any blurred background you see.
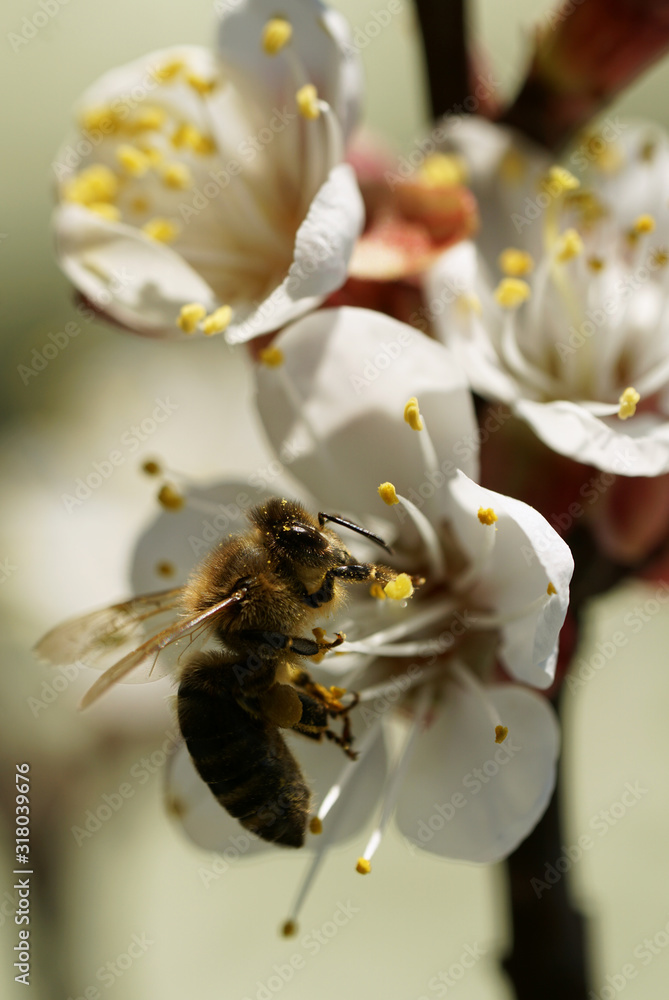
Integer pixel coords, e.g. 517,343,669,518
2,0,669,997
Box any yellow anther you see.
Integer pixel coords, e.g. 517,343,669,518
138,144,164,167
419,153,467,187
370,582,387,600
477,507,498,526
281,920,298,937
378,482,399,506
499,148,526,183
160,162,193,190
494,278,530,309
640,139,656,162
155,560,176,578
618,387,640,420
142,459,162,476
142,217,179,243
384,574,414,601
309,817,323,835
80,106,121,134
499,248,534,277
555,228,584,262
63,164,118,206
356,858,371,875
158,484,185,511
258,345,284,367
165,794,186,818
128,106,167,133
329,686,346,699
130,196,150,214
547,582,557,596
177,303,206,334
633,214,656,235
404,397,423,431
186,72,217,96
87,202,121,223
547,165,580,193
202,305,233,336
296,84,321,120
582,133,622,173
494,725,509,744
587,256,605,272
456,293,482,316
171,123,215,155
153,58,184,83
651,248,669,268
263,17,293,54
116,144,151,177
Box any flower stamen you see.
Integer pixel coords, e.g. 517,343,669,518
355,687,432,873
177,303,206,334
618,387,640,420
379,483,446,580
262,18,293,55
296,84,321,120
498,248,534,277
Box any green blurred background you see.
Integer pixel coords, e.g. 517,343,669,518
2,1,669,998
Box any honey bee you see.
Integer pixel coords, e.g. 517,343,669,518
36,498,410,847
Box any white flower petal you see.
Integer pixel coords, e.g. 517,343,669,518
395,683,560,863
446,471,573,688
255,307,479,515
438,116,550,263
217,0,362,141
55,204,219,338
131,481,275,593
226,164,365,343
515,398,669,477
427,242,520,404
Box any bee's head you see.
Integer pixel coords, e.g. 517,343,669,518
249,498,335,568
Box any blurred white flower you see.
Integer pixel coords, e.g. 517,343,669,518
131,308,571,930
428,119,669,476
53,0,364,344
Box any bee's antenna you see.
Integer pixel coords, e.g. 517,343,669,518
318,512,394,555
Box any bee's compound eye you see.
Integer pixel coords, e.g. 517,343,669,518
284,523,329,551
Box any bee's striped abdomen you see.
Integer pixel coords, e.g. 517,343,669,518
177,660,309,847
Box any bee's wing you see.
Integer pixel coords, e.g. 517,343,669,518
78,591,247,709
35,588,186,671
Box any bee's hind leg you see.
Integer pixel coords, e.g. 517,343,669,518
291,690,358,760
